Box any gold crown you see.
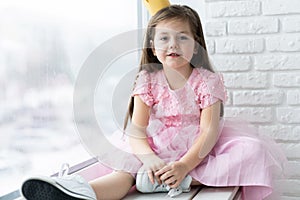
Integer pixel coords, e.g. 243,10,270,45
143,0,171,16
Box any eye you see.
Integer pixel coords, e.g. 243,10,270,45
160,36,168,41
178,35,189,40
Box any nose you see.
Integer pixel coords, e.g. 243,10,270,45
169,36,178,49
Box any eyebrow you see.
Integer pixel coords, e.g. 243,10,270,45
157,31,190,34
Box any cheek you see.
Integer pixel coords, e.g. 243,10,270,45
188,41,197,53
153,45,167,59
155,53,165,63
154,42,168,52
182,47,195,61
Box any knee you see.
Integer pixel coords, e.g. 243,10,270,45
114,171,135,186
238,138,266,159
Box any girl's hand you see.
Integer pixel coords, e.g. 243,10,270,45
139,153,166,184
155,161,189,188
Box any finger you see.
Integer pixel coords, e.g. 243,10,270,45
169,180,180,188
164,176,177,185
148,170,155,184
160,171,173,182
168,177,182,188
155,165,171,177
154,173,162,185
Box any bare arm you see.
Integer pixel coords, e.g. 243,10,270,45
128,95,153,156
128,95,166,183
179,101,221,171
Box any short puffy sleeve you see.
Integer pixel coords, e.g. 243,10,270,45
195,69,227,109
132,70,154,107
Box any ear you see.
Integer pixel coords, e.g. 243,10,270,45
150,40,156,56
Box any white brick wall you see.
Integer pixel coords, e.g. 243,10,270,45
204,0,300,199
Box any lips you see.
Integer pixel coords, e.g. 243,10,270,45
167,53,181,57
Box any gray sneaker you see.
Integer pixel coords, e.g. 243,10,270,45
136,169,192,198
21,164,97,200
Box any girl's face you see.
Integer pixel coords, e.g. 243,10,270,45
152,19,197,71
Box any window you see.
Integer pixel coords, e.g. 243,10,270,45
0,0,206,198
0,0,139,197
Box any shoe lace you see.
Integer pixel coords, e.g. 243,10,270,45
58,163,70,177
168,187,183,198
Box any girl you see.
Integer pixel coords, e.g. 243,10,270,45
21,5,286,200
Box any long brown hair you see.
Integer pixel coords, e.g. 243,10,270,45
123,5,223,130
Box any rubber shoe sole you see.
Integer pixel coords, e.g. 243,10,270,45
22,179,86,200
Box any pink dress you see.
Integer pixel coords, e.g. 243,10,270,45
101,67,286,200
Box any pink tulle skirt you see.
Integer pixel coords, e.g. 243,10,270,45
190,119,286,200
95,118,286,200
